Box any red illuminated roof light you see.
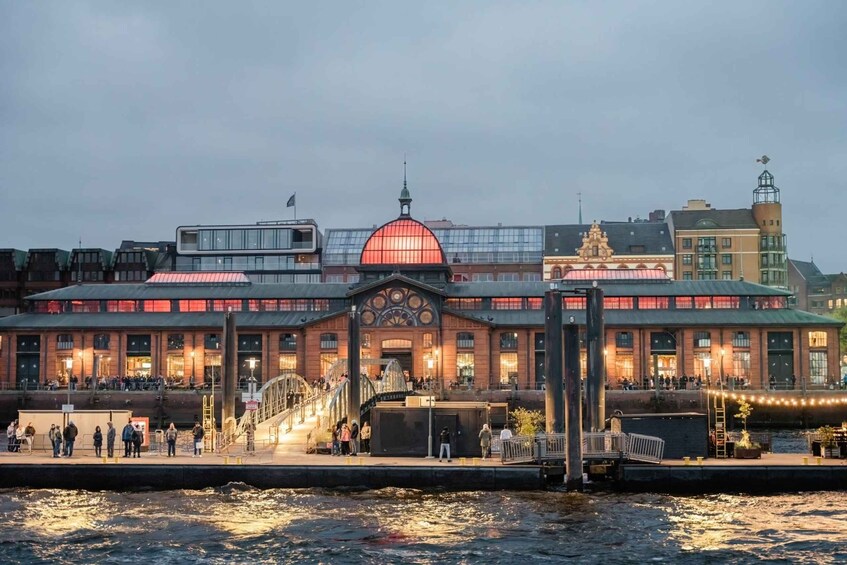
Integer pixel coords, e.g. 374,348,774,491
360,219,446,265
561,269,669,281
146,272,251,285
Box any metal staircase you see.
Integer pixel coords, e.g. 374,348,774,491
713,386,727,459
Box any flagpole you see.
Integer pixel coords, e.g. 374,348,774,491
294,193,296,220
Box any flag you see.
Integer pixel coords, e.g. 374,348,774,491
286,193,296,208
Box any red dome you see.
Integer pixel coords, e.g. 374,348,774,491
360,218,446,265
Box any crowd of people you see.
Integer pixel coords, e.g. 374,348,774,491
329,418,371,456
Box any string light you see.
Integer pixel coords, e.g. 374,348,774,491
706,389,847,409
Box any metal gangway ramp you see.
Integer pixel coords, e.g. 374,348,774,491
500,432,665,465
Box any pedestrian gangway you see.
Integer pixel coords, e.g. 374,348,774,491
500,432,665,465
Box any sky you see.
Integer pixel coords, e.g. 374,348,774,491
1,2,845,272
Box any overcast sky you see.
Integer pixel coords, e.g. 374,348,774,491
1,2,845,272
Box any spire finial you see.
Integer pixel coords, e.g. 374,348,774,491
399,157,412,216
578,192,583,224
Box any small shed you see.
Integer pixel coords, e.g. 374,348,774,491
611,412,708,459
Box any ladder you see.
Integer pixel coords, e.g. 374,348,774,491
713,389,727,459
202,394,216,452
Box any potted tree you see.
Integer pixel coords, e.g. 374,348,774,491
733,399,762,459
818,425,838,458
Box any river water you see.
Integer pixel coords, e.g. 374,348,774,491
2,486,847,564
1,429,844,564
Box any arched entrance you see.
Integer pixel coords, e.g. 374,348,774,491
381,338,413,378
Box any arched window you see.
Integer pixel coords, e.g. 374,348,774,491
551,266,562,279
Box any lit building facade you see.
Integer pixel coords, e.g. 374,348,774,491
543,222,674,280
0,187,841,393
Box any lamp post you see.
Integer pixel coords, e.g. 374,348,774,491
64,357,73,406
720,348,726,390
426,357,435,458
248,358,258,389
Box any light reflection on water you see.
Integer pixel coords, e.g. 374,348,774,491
2,487,847,564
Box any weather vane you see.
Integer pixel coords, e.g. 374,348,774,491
756,155,770,165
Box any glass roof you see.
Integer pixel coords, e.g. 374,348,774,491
360,219,445,265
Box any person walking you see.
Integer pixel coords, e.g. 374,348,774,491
122,420,134,457
24,422,36,454
49,424,62,458
350,420,360,456
131,424,143,458
360,421,372,454
438,427,452,462
93,426,103,457
166,423,178,457
192,422,204,457
106,422,116,458
499,425,513,442
63,421,78,457
478,423,492,460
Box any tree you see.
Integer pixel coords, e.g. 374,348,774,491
511,407,544,436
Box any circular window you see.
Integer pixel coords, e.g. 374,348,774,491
371,295,386,310
408,294,423,309
390,289,405,304
419,310,433,324
361,310,376,326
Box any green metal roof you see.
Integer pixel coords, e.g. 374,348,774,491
0,310,342,330
446,308,842,328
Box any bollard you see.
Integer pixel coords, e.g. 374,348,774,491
237,457,243,465
358,457,364,466
102,456,108,464
803,456,809,466
473,458,480,466
459,457,466,466
683,457,690,466
345,456,352,465
696,457,703,466
223,456,229,465
817,457,823,466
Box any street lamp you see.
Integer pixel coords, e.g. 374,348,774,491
248,358,258,389
720,348,726,389
64,357,73,406
425,358,435,459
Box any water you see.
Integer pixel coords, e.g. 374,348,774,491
2,486,847,564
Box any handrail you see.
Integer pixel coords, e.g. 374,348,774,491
500,431,664,465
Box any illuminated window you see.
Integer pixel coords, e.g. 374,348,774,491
360,219,445,264
694,297,712,309
732,352,750,378
499,352,518,384
693,331,711,348
261,300,279,311
423,333,433,348
320,333,338,350
712,297,740,309
143,300,171,312
56,334,73,350
492,298,522,310
279,333,297,351
320,353,337,377
457,353,475,385
526,298,542,310
563,297,586,309
638,297,669,309
675,297,693,309
107,300,137,312
809,331,827,348
179,300,206,312
605,297,634,309
445,298,482,309
211,300,242,312
615,354,633,379
279,354,297,374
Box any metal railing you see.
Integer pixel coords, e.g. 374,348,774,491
500,431,664,465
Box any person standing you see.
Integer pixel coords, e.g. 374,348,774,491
131,425,142,458
106,422,116,458
48,424,62,458
360,421,372,454
192,422,205,457
166,423,178,457
122,420,134,457
6,420,17,452
478,424,492,460
340,423,351,456
63,421,78,457
24,422,36,454
438,427,452,462
350,420,360,456
93,426,103,457
499,425,513,442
